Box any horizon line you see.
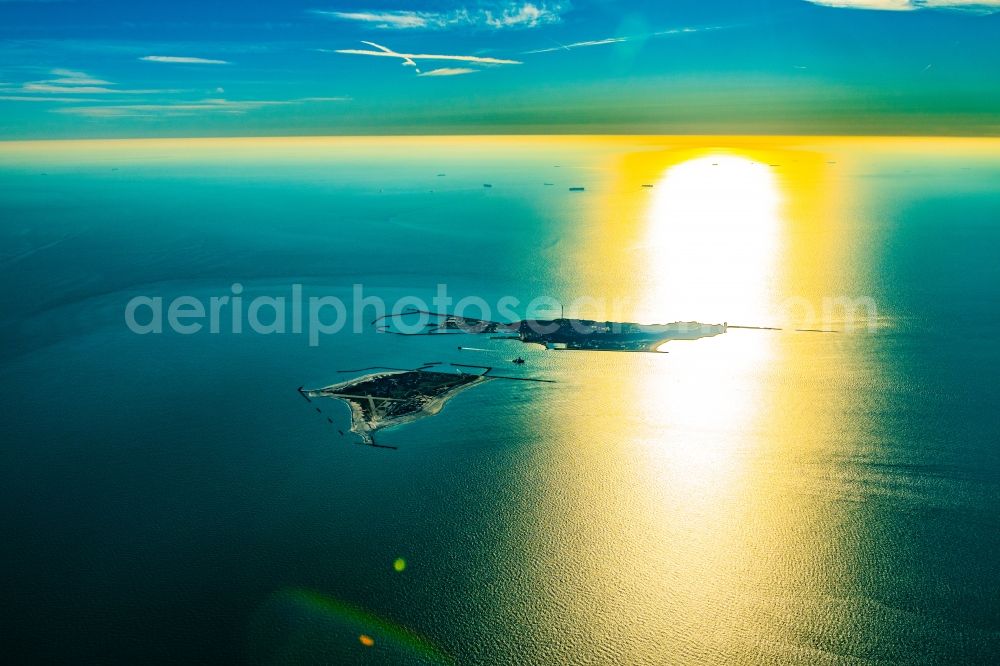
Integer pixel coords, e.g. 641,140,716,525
2,132,999,146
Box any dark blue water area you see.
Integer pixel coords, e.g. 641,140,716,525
1,144,999,664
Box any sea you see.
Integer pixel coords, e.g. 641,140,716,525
1,136,998,664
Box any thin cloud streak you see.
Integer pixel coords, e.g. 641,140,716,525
417,67,478,77
802,0,1000,12
0,69,176,96
804,0,915,7
14,83,167,94
331,43,522,66
54,99,291,117
317,11,431,29
312,3,566,30
524,25,730,54
525,37,627,54
46,69,111,85
0,95,105,102
139,56,231,64
354,40,420,69
52,97,350,117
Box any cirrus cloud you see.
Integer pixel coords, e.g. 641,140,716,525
51,96,349,118
417,67,478,76
139,55,231,64
0,69,175,96
321,11,431,28
802,0,1000,12
46,68,111,85
313,2,567,30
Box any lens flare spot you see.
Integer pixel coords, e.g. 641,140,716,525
247,588,453,663
393,558,407,572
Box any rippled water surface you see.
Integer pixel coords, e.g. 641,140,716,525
1,137,998,663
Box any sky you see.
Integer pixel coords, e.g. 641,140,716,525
0,0,997,138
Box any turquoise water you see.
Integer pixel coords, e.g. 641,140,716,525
1,138,998,664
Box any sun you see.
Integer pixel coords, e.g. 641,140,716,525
641,154,783,325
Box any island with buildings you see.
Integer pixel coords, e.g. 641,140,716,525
303,312,730,446
301,367,492,444
376,310,728,352
514,318,727,351
300,362,556,446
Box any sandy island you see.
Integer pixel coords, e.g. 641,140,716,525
305,370,493,444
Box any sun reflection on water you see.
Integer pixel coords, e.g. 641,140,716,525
637,153,781,494
641,155,781,325
521,138,874,660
